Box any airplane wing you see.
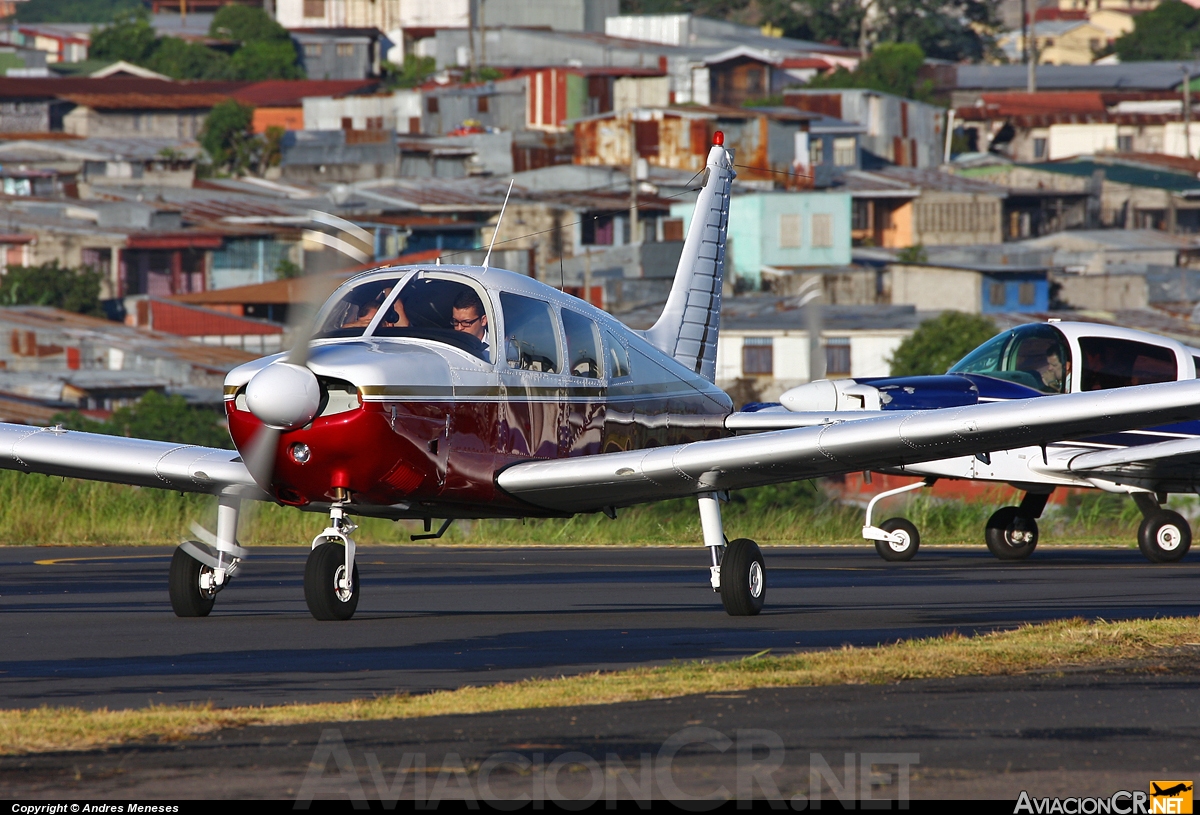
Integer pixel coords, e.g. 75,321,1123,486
0,423,263,497
1062,436,1200,486
497,379,1200,514
725,409,897,432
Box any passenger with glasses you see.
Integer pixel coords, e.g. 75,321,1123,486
450,289,490,362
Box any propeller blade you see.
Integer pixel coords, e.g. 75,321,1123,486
242,422,281,493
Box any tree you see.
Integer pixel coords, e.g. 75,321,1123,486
54,391,233,449
226,40,304,81
1114,0,1200,61
384,54,438,88
808,43,933,101
15,0,141,23
146,36,229,80
89,8,157,65
888,312,998,376
209,4,291,44
0,262,103,316
200,99,257,174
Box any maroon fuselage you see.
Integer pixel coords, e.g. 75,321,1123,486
226,385,731,517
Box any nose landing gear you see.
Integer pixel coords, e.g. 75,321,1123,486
305,501,360,620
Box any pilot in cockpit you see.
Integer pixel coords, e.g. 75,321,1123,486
341,285,410,329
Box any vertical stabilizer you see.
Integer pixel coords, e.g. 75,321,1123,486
643,138,735,382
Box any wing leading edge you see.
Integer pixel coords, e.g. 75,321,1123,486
497,379,1200,514
0,422,263,497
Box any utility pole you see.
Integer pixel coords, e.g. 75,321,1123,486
1020,0,1028,64
1184,64,1193,159
467,0,477,80
1027,4,1037,94
479,0,486,67
633,118,643,276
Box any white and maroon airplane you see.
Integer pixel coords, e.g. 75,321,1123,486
4,136,1200,621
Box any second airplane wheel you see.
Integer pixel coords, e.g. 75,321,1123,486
985,507,1039,561
305,543,360,621
721,538,765,617
1138,510,1191,563
875,518,920,562
169,545,215,618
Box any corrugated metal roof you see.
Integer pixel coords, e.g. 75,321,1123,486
954,62,1200,91
142,298,284,336
231,79,381,107
1021,160,1200,193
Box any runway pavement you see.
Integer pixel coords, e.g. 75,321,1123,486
0,544,1196,711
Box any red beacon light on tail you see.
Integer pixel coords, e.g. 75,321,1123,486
713,131,724,146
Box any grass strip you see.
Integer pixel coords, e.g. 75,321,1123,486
3,615,1198,756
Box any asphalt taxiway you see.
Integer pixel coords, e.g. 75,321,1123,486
1,544,1196,711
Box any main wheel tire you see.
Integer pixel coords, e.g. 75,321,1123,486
985,506,1039,561
875,518,920,562
721,538,765,617
1138,510,1191,563
305,543,360,621
169,545,216,618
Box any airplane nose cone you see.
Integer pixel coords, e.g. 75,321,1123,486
245,362,321,430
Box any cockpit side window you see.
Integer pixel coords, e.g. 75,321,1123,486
562,309,601,379
315,277,402,339
501,292,559,373
375,275,492,362
948,324,1069,394
1079,337,1177,391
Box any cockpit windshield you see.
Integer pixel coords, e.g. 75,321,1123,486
948,324,1070,394
314,272,492,363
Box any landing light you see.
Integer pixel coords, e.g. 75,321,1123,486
290,443,312,464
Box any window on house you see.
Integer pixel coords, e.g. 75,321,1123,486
1118,134,1133,152
1018,281,1037,306
427,96,439,114
989,281,1007,306
779,213,802,249
476,95,490,114
662,218,684,242
809,139,824,166
742,337,773,376
825,337,851,376
303,0,325,16
833,137,857,167
1033,138,1047,159
304,42,323,58
366,116,383,130
812,213,834,248
852,199,870,231
341,117,353,130
336,43,355,57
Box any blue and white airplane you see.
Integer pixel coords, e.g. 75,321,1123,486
770,320,1200,563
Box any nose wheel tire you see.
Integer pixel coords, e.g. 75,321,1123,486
721,538,765,617
1138,510,1191,563
875,518,920,562
169,545,216,618
305,542,360,621
985,506,1039,561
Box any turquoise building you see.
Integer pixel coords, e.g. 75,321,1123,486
672,191,852,289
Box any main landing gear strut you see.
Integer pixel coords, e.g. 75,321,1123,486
698,491,764,616
1132,493,1192,563
170,492,249,617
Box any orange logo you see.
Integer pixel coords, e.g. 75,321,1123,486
1150,782,1193,814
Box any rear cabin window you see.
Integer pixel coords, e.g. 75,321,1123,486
605,331,631,379
562,309,601,378
948,324,1069,394
501,292,559,373
1078,337,1178,391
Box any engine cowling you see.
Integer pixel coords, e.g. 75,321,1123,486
780,379,883,412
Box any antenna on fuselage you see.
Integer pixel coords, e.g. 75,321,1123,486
482,179,515,272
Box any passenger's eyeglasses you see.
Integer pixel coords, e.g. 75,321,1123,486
451,315,483,328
